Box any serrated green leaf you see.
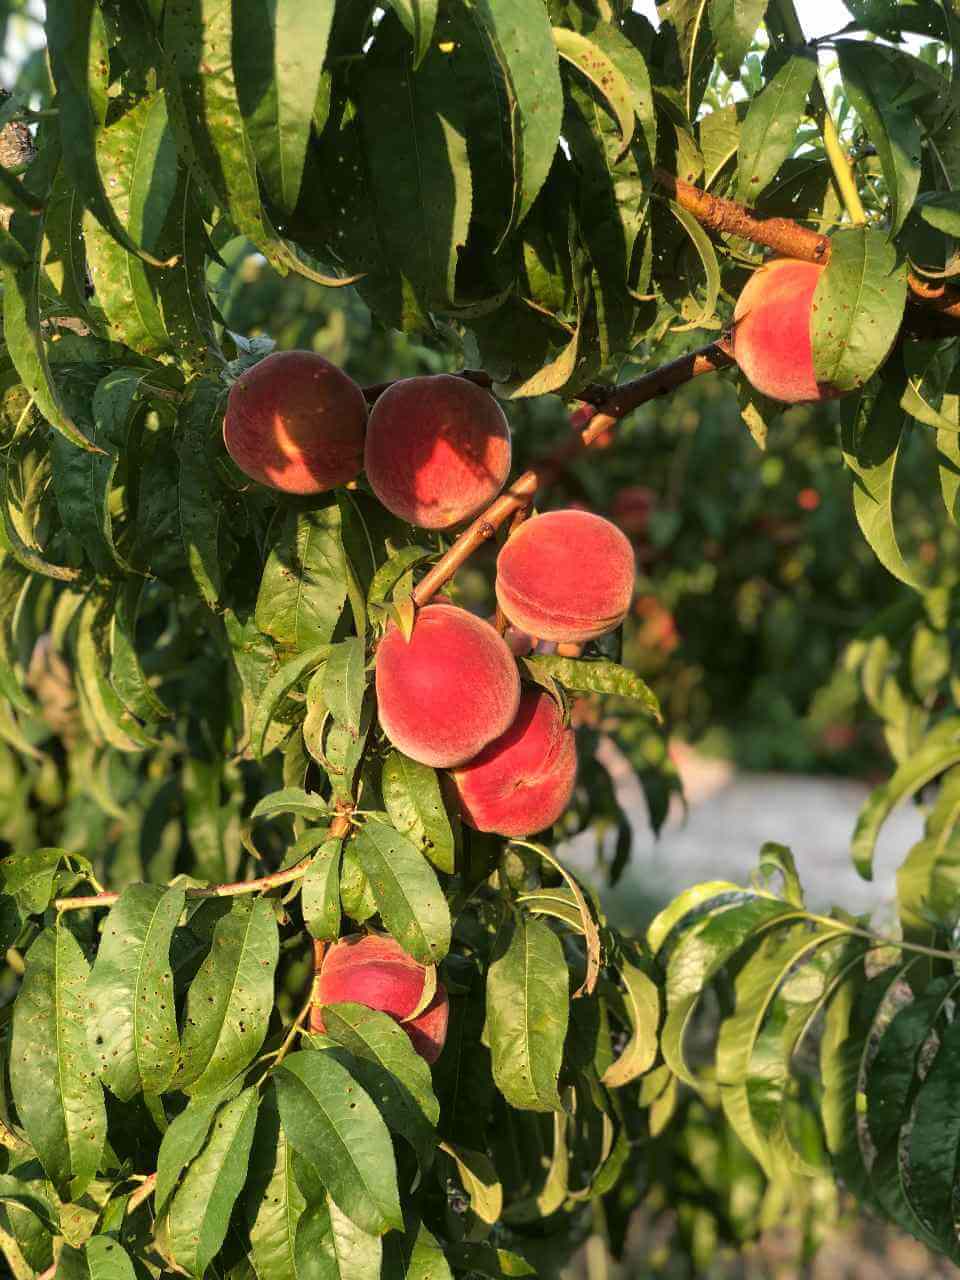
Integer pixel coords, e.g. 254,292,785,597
275,1049,403,1235
322,638,366,736
83,1236,138,1280
840,374,925,592
155,1086,241,1217
252,788,331,823
47,0,170,266
736,54,817,202
485,913,568,1112
382,751,456,874
245,1083,307,1280
302,838,342,941
351,819,451,964
320,1003,440,1170
521,654,661,720
811,227,907,394
10,927,107,1199
836,39,921,237
234,0,335,214
167,1087,260,1278
554,28,635,158
0,847,64,914
295,1194,383,1280
358,14,471,309
602,955,660,1088
252,643,330,761
852,718,960,879
178,896,280,1096
256,502,348,652
710,0,768,77
87,885,184,1101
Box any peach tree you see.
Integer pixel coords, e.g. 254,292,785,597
2,1,960,1277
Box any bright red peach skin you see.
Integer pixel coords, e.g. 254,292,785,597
364,374,512,529
312,933,449,1064
450,688,577,837
733,258,840,404
375,603,521,767
223,350,367,494
495,509,635,643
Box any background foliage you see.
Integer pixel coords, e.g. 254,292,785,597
1,0,960,1277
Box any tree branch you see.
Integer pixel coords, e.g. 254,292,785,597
411,341,735,607
654,169,960,325
54,814,354,912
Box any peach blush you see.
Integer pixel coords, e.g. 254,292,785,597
311,933,448,1064
364,374,511,529
375,603,520,767
223,350,367,493
732,258,840,404
449,688,577,837
495,509,635,643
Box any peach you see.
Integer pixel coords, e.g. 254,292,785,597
733,259,840,404
363,375,511,529
449,689,577,837
375,603,520,767
495,510,635,644
223,350,367,494
312,933,448,1064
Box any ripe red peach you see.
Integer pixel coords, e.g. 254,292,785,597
311,933,448,1064
223,350,367,493
449,689,577,837
495,510,635,643
363,375,511,529
375,603,520,767
733,259,840,404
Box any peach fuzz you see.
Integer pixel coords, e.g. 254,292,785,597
375,603,520,767
364,374,511,529
450,689,577,837
732,258,840,404
312,933,448,1064
495,509,635,644
223,350,367,494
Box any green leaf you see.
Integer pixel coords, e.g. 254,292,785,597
554,29,636,159
385,0,439,68
358,14,472,309
351,819,451,964
155,1087,241,1216
87,885,184,1101
710,0,768,77
736,54,817,202
166,1087,260,1278
322,638,367,735
10,927,107,1198
178,896,280,1096
438,1143,503,1241
852,718,960,879
659,895,804,1086
471,0,563,241
47,0,170,265
302,838,343,941
367,545,433,609
4,207,93,452
274,1049,403,1235
251,788,331,822
485,913,568,1112
50,368,148,576
255,502,348,652
234,0,335,214
75,596,153,753
84,1236,139,1280
836,39,922,237
245,1084,307,1280
0,847,64,914
177,378,228,608
319,1003,440,1170
812,228,908,394
601,955,660,1088
251,644,329,762
382,750,456,874
295,1195,383,1280
840,375,925,591
521,655,661,720
111,578,172,723
906,1018,960,1248
82,93,179,356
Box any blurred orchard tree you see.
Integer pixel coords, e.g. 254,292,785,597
0,2,960,1279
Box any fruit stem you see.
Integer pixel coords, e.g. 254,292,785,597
411,342,735,608
771,0,867,226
